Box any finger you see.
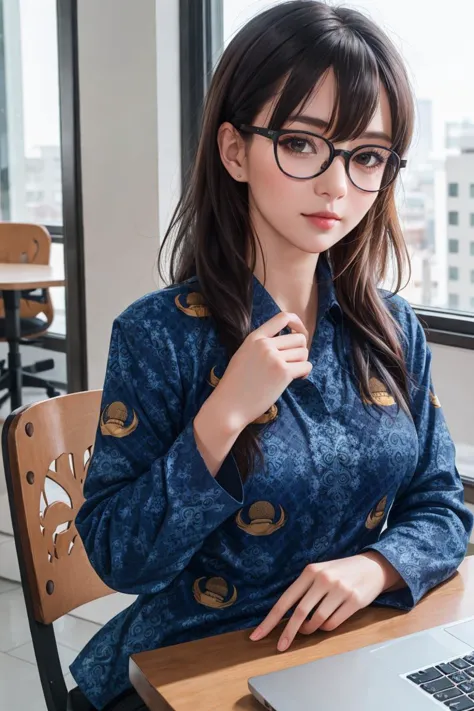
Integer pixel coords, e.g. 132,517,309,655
277,583,328,652
250,576,311,641
271,333,308,350
299,587,347,636
281,347,309,363
318,597,361,633
286,361,313,379
256,312,308,341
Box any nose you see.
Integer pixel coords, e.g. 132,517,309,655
313,154,348,201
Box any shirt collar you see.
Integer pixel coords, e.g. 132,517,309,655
251,253,342,330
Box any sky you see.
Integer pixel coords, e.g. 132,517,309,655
16,0,474,155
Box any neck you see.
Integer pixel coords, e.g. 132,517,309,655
251,230,319,341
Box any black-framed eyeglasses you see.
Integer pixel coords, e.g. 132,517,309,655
237,124,407,193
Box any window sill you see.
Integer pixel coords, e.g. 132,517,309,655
415,308,474,350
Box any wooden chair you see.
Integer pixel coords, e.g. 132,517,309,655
0,223,60,407
2,390,115,711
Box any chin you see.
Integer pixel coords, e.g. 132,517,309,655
298,229,342,253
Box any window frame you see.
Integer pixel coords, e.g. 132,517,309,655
56,0,88,391
179,0,223,181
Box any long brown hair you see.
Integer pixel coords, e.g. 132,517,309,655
159,0,415,479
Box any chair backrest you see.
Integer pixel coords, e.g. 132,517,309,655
0,222,54,326
2,389,112,625
2,390,113,711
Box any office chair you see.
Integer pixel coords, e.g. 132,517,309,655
0,223,61,408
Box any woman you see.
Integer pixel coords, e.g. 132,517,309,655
70,2,473,709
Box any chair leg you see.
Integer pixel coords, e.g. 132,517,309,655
21,372,61,398
23,359,55,375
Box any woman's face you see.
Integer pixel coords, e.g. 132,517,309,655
219,69,394,256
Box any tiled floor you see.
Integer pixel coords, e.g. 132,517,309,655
0,576,101,711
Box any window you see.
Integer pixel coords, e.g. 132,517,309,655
0,0,66,337
471,242,474,256
448,182,459,197
449,239,459,254
471,270,474,284
2,2,63,226
471,214,474,227
471,297,474,310
448,293,460,308
449,211,459,226
449,266,459,281
471,184,474,198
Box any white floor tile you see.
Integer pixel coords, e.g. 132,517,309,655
0,537,20,582
8,639,78,676
0,588,31,653
64,673,77,692
54,614,102,653
0,493,13,536
0,577,19,595
0,651,47,711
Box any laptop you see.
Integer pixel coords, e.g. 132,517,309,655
249,615,474,710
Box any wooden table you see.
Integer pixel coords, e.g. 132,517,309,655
0,263,65,410
130,556,474,710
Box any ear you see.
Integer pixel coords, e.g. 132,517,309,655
217,122,248,182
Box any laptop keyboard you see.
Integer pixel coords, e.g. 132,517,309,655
406,652,474,709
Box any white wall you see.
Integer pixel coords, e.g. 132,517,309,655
77,0,180,390
430,342,474,481
65,0,181,623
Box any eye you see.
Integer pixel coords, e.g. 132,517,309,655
279,134,319,154
353,150,388,170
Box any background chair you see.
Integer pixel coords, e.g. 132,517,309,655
2,391,120,711
0,223,61,408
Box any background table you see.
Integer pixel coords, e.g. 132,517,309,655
0,263,65,410
130,556,474,711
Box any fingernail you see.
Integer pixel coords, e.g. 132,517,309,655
277,637,289,652
250,627,263,641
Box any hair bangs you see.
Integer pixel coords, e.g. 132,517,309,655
268,26,383,144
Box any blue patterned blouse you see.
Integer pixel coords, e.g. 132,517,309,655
70,255,473,709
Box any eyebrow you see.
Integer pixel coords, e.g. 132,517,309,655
287,114,392,144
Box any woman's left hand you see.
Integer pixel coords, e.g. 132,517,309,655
249,551,402,652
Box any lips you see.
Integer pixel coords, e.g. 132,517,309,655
303,211,341,220
303,213,341,231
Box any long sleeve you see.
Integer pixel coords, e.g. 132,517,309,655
75,312,243,595
362,297,473,610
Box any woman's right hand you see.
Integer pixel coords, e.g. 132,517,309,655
209,311,312,434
